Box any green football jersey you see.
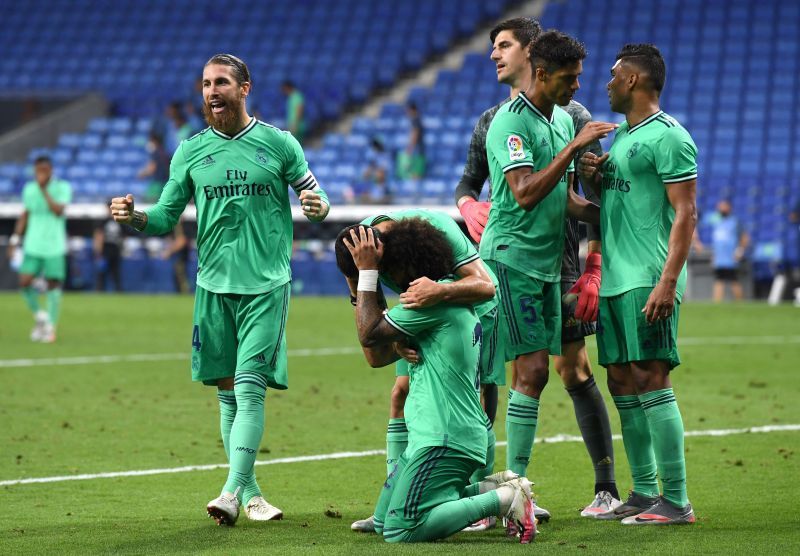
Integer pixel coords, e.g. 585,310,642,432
385,298,487,462
600,111,698,300
286,90,306,135
361,208,498,318
481,92,575,282
144,117,328,295
21,179,72,257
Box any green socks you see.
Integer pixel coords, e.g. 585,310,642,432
222,373,267,501
613,395,659,498
218,389,261,504
386,418,408,476
470,415,496,483
505,389,539,477
640,389,688,507
46,288,62,325
22,287,40,314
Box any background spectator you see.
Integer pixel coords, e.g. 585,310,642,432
93,203,124,292
396,102,426,179
697,199,750,301
281,80,306,143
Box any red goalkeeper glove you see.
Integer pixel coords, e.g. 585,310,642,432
459,199,491,243
565,252,601,322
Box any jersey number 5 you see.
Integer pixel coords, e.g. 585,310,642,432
519,296,538,325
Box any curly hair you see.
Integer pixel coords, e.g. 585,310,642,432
616,43,666,93
379,218,453,292
489,17,542,47
530,30,587,74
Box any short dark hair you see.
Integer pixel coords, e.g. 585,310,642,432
334,224,383,279
33,155,52,166
616,43,666,93
489,17,542,47
205,53,251,85
530,30,587,73
379,218,453,292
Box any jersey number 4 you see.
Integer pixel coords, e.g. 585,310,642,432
192,325,202,352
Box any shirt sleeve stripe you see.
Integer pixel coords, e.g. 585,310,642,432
291,170,317,191
453,253,480,271
663,173,697,184
384,314,412,336
502,162,534,172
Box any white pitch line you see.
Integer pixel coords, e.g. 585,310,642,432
2,335,799,369
2,424,798,487
0,346,363,369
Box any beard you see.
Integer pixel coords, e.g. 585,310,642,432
202,94,244,135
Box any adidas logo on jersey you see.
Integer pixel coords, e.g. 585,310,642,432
200,155,216,166
253,353,266,365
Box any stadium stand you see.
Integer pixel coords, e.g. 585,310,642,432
1,0,798,290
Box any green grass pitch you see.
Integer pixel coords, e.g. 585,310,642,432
1,293,799,554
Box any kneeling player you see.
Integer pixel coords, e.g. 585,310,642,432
344,220,536,543
335,210,505,533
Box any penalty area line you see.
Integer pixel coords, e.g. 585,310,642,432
2,423,798,487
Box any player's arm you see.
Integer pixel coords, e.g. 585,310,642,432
494,116,616,211
7,210,27,257
284,132,330,222
456,110,493,242
566,174,600,225
643,179,697,323
399,259,495,309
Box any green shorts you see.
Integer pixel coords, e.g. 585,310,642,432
597,287,681,370
374,446,481,542
191,283,291,388
19,254,66,281
394,308,505,386
488,260,561,360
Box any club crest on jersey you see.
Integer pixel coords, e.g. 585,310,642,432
255,147,268,164
626,142,640,159
507,135,525,160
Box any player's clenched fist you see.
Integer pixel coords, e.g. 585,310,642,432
578,152,610,185
299,189,329,222
110,194,135,224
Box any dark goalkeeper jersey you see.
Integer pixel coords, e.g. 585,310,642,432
456,99,602,282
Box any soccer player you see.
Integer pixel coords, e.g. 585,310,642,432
578,44,697,524
335,209,503,532
8,155,71,343
110,53,330,525
481,29,616,523
343,221,536,543
455,18,622,517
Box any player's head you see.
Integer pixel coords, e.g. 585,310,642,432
607,44,666,113
379,218,453,292
530,30,586,106
33,155,52,185
490,17,542,87
718,199,732,217
334,224,384,279
281,80,295,95
202,54,251,133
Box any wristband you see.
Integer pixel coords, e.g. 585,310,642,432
9,234,20,247
357,269,379,292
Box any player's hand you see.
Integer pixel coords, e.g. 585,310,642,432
399,277,443,309
459,199,491,243
299,189,329,222
394,341,420,364
564,252,601,322
577,152,609,185
344,225,383,270
642,278,676,324
573,122,618,149
110,194,135,225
